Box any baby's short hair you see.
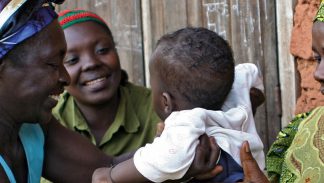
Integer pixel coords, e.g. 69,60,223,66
151,27,235,110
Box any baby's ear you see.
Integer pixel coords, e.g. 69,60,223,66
162,92,173,115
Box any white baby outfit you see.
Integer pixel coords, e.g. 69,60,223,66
134,63,265,182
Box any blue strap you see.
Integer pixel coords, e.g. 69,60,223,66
0,124,43,183
0,155,17,183
19,123,44,183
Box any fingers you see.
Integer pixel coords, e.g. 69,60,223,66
186,134,222,179
207,137,220,167
240,141,254,163
197,135,220,168
155,122,165,137
198,133,209,148
196,134,211,164
193,134,210,169
92,168,110,183
240,141,269,183
195,165,223,180
194,137,221,180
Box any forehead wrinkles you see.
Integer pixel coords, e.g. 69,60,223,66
39,22,66,58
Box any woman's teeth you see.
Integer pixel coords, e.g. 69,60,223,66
85,77,106,86
50,95,59,101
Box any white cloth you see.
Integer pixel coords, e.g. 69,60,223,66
134,63,265,182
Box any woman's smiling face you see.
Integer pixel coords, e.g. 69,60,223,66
63,21,121,105
0,20,70,124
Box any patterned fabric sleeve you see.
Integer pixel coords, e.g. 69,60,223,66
266,112,311,183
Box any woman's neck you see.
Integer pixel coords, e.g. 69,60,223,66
0,114,21,154
75,93,120,145
0,114,27,183
76,93,120,131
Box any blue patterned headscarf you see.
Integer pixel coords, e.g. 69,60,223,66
0,0,64,59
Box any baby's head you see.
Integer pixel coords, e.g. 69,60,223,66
149,27,235,120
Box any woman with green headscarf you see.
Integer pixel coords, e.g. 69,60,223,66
223,1,324,182
266,1,324,182
240,1,324,183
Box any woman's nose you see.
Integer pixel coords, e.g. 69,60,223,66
82,54,101,71
59,65,71,86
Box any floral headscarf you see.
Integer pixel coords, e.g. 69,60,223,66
0,0,64,59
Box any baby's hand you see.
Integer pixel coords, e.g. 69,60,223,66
250,87,265,115
92,167,110,183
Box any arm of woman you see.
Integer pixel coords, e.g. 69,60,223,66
42,117,114,183
92,134,222,183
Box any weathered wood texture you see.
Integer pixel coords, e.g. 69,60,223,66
144,0,280,152
276,0,296,127
59,0,282,152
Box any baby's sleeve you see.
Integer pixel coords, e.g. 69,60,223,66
236,63,264,92
222,63,264,111
133,110,205,182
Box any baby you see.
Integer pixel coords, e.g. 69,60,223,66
93,27,265,183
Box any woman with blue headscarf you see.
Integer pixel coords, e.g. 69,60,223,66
0,1,115,182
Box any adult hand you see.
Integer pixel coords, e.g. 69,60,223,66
92,167,110,183
239,141,269,183
186,134,223,180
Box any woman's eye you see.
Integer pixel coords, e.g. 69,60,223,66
64,57,78,65
47,63,59,70
96,47,110,54
314,56,321,63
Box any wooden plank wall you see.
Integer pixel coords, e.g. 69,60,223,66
276,0,296,127
58,0,281,152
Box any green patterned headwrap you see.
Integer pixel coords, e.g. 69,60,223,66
315,0,324,22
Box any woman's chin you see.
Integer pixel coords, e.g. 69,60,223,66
39,97,58,124
39,112,54,125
